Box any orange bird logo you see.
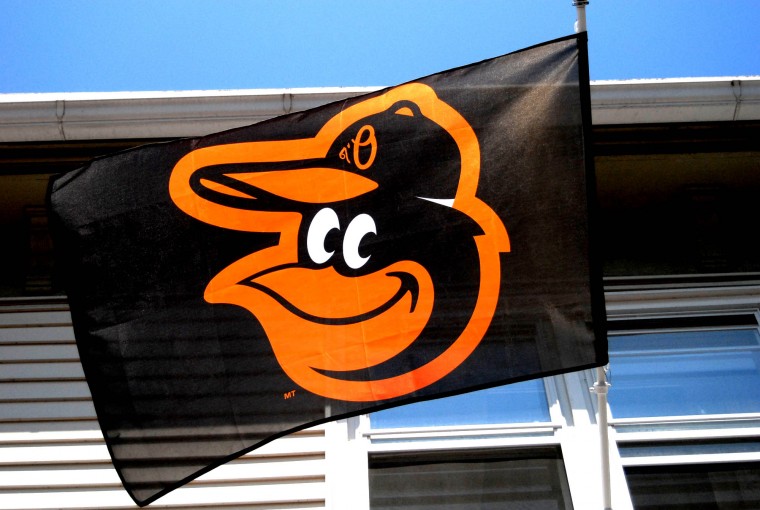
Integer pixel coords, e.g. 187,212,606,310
169,83,510,402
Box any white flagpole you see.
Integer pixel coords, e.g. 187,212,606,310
573,0,588,33
572,6,611,509
593,366,612,510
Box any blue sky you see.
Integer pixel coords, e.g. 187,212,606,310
1,0,758,93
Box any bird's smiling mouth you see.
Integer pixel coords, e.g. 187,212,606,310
228,259,434,375
245,267,419,325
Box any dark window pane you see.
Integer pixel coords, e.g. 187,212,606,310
370,448,572,510
626,462,760,510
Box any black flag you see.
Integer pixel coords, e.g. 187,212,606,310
49,33,605,506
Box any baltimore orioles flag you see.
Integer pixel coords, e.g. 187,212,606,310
49,33,605,506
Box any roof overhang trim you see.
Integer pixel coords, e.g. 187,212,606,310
1,78,758,142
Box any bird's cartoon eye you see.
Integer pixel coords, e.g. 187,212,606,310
307,208,376,269
307,207,340,264
343,214,376,269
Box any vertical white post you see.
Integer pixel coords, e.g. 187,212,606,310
575,2,609,506
573,0,589,33
593,366,612,510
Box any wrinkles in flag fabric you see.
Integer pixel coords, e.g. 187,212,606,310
48,33,605,506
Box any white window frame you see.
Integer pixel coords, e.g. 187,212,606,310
606,282,760,506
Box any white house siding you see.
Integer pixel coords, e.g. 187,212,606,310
0,301,328,510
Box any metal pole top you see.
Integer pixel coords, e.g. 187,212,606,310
573,0,588,33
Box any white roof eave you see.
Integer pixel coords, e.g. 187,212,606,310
0,78,758,142
591,76,760,125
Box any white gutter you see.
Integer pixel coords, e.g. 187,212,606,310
0,88,378,142
0,78,758,143
591,77,760,125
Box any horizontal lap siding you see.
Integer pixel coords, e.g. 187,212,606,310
0,303,327,510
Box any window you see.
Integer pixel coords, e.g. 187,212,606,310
366,378,565,509
607,312,760,509
371,379,551,429
625,462,760,510
369,448,572,510
608,315,760,419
